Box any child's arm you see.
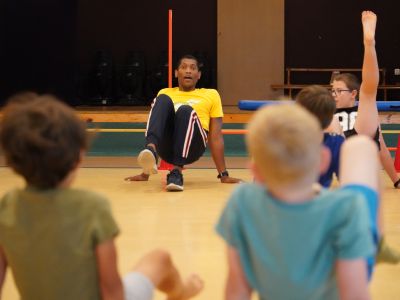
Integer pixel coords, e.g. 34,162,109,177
95,239,124,300
225,246,252,300
0,246,7,299
336,259,370,300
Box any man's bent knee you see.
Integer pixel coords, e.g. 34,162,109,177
153,94,174,108
175,104,193,116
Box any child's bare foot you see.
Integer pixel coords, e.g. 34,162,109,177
168,274,204,300
124,172,150,181
362,11,377,45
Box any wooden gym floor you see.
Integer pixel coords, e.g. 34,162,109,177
0,156,400,299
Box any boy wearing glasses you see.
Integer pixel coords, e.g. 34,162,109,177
331,70,400,189
332,74,378,138
329,13,399,189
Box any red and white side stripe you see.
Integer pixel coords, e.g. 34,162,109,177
182,111,208,158
145,97,157,137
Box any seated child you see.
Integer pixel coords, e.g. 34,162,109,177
216,104,378,299
296,85,345,187
0,94,203,300
328,10,399,189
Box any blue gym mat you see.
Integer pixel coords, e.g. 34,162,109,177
238,100,400,112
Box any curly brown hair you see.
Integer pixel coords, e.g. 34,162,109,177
0,94,89,188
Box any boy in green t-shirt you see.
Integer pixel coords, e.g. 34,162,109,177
0,94,203,300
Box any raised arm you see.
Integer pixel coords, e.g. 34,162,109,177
208,117,241,183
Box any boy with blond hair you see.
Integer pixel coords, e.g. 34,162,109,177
216,104,378,299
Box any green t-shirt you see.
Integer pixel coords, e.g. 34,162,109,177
0,186,120,300
216,183,374,300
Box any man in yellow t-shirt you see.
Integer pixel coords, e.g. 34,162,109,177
125,54,241,191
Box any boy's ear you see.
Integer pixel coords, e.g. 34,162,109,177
319,145,331,175
351,89,358,99
174,70,178,78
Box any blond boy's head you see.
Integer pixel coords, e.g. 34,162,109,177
246,104,322,188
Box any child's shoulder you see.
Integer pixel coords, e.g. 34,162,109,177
230,184,367,215
319,186,370,215
232,182,265,198
228,183,270,208
0,187,110,210
62,188,110,208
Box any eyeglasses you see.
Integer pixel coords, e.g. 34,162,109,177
330,88,351,96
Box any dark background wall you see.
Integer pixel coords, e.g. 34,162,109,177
0,0,78,104
77,0,216,74
77,0,217,104
1,1,400,105
285,1,400,98
0,0,216,105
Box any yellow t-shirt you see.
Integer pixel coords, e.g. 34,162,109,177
157,88,224,131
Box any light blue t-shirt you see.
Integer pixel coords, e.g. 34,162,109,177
216,183,375,300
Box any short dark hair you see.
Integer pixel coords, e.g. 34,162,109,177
333,73,360,93
296,85,336,129
0,94,89,188
175,54,200,70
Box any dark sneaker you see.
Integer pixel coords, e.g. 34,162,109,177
137,146,158,175
166,169,184,191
